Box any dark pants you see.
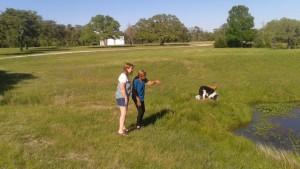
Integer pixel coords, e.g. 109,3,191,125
133,100,145,126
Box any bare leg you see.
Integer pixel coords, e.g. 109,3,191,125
118,107,127,134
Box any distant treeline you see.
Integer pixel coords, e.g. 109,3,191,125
214,5,300,49
1,6,300,51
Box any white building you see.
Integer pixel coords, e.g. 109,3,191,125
100,36,125,46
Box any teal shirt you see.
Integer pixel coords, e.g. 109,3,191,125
132,76,148,101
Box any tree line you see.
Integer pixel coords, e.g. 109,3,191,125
214,5,300,49
1,6,300,51
0,8,213,51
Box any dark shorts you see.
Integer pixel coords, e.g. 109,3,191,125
116,98,126,107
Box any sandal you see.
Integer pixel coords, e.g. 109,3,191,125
118,132,126,136
123,128,129,132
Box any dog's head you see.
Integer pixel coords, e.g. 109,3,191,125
211,94,218,101
209,85,218,90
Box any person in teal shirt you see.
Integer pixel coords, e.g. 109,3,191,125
132,69,160,129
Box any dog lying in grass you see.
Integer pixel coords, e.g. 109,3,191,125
195,85,218,101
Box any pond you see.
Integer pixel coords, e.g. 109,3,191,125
234,107,300,153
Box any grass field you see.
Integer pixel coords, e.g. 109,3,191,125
1,44,300,168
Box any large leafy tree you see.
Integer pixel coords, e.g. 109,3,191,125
73,25,86,46
34,19,84,47
39,21,67,46
133,18,155,43
151,14,188,45
79,24,98,46
0,8,42,51
0,15,7,47
65,24,82,46
56,24,68,46
263,18,300,49
39,20,59,46
134,14,189,45
226,5,256,47
88,15,121,46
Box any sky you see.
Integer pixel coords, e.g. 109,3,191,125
1,0,300,32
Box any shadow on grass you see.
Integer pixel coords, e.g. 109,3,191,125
0,70,36,95
128,108,171,132
0,47,70,56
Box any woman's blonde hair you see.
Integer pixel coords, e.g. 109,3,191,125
123,63,134,75
137,69,146,78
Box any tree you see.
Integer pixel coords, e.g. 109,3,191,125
189,26,203,41
65,24,82,46
0,14,7,47
79,24,98,46
134,14,189,45
0,8,42,51
73,25,86,46
263,18,300,49
214,24,228,48
54,24,67,46
151,14,188,45
189,26,214,41
133,18,154,43
39,20,58,46
226,5,256,47
88,15,121,47
125,24,136,46
39,21,67,46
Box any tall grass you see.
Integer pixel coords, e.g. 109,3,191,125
0,46,300,168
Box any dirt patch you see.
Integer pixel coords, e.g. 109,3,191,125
24,135,54,148
62,152,91,161
60,152,93,167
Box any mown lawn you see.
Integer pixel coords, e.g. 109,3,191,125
0,45,300,168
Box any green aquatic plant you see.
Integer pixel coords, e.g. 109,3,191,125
252,103,300,153
256,103,297,117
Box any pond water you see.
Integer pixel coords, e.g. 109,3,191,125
234,109,300,153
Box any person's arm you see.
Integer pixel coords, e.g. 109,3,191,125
146,80,160,86
135,93,141,106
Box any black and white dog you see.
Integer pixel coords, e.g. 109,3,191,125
195,86,218,101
